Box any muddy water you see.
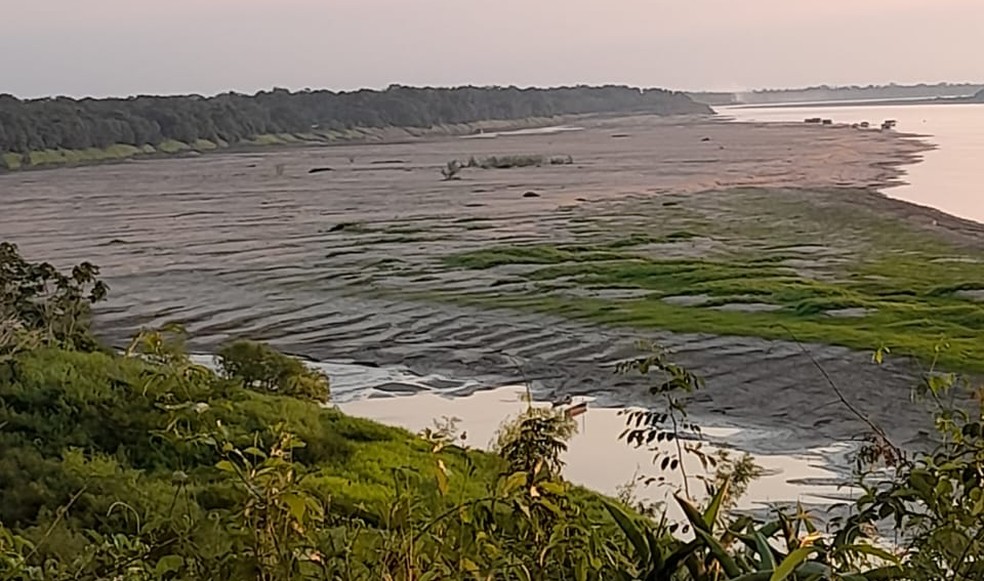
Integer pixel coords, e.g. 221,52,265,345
190,350,855,512
725,103,984,223
0,115,940,456
341,384,856,515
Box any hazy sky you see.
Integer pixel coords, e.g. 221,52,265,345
3,0,982,98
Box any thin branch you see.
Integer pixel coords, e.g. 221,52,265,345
781,326,903,464
667,398,692,500
13,487,86,576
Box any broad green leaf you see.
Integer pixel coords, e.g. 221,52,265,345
435,467,449,497
283,493,306,521
575,555,588,581
243,446,267,458
155,555,184,576
461,557,479,573
538,481,566,496
215,460,236,473
753,531,777,571
644,527,665,573
769,546,818,581
675,494,711,534
757,520,783,539
663,539,700,575
694,528,741,578
603,502,650,564
502,472,527,496
539,499,564,518
837,543,899,565
703,476,731,528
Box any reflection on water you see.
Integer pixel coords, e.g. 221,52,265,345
192,353,855,512
190,354,488,404
725,103,984,223
341,384,857,516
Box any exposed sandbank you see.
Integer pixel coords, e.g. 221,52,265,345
1,114,976,454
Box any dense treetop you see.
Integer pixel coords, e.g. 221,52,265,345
0,85,710,154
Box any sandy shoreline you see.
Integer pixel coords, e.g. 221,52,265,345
1,113,978,454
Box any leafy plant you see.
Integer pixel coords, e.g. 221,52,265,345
217,339,330,402
853,352,984,580
617,341,706,500
440,160,462,181
0,241,107,350
214,425,327,581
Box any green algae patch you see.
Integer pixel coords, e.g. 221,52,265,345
435,188,984,372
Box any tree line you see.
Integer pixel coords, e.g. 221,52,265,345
0,85,710,154
739,82,984,104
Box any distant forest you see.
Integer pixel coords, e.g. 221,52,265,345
689,82,984,106
0,85,708,156
738,82,984,104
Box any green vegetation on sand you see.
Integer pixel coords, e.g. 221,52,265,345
435,188,984,372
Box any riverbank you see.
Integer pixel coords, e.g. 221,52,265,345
0,115,591,172
730,94,984,110
2,113,977,454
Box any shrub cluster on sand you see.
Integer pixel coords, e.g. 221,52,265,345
439,154,575,179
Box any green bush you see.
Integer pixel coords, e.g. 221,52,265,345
478,154,544,169
217,339,330,402
0,241,107,352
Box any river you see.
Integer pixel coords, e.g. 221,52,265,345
724,102,984,224
338,102,983,510
1,108,973,514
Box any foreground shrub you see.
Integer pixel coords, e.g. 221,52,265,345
217,339,330,402
0,241,107,351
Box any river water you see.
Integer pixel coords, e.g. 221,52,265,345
725,102,984,224
4,106,974,513
340,102,984,509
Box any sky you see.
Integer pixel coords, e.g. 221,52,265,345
2,0,982,98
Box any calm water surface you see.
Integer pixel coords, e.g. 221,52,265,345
726,103,984,223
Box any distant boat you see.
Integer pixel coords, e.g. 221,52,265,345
552,394,589,418
565,401,588,419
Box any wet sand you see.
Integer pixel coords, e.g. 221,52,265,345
1,114,973,452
